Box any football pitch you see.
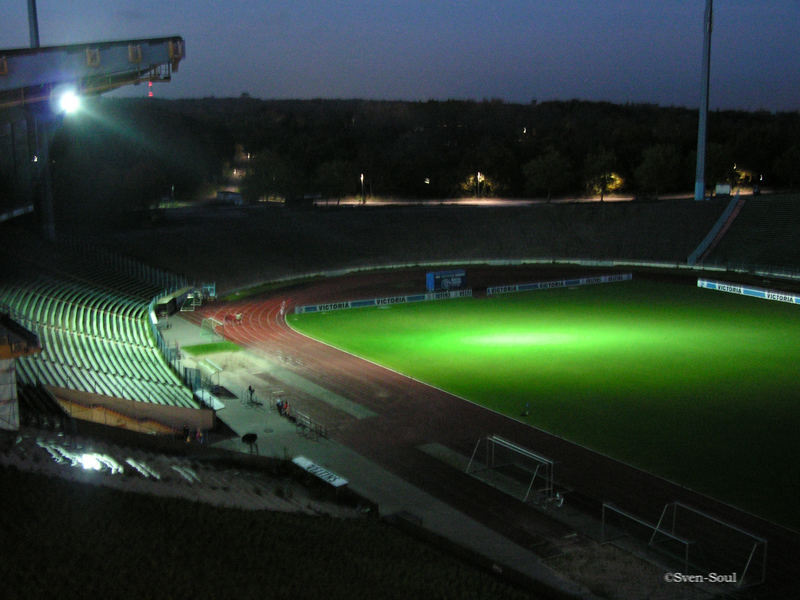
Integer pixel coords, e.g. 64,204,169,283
287,280,800,528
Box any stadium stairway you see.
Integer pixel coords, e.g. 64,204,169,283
17,383,72,431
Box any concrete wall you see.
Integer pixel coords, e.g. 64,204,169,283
48,385,214,434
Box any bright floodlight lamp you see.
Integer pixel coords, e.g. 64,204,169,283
58,89,81,114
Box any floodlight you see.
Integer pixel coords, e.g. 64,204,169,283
58,90,81,114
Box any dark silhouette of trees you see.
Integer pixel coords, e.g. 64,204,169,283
50,97,231,229
584,149,618,202
47,96,800,218
634,145,685,198
706,142,738,189
241,150,300,203
772,145,800,190
522,148,573,201
314,160,356,204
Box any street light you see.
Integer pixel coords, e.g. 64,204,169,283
360,173,365,204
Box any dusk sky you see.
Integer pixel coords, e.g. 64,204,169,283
3,1,800,111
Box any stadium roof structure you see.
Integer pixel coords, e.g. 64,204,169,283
0,35,185,110
0,34,185,233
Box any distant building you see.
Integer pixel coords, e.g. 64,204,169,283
714,183,731,197
216,191,244,205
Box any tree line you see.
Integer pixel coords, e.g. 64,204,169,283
47,96,800,225
49,98,232,229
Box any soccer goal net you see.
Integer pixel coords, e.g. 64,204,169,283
200,317,223,340
466,435,557,506
602,501,767,588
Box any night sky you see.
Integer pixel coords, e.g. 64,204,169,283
3,1,800,111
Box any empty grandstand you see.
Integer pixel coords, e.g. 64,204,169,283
0,225,210,433
703,194,800,273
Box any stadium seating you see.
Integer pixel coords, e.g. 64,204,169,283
706,195,800,271
0,234,197,411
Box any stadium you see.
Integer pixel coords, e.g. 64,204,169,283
3,196,800,598
2,9,800,600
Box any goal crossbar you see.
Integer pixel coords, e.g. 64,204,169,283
654,501,767,587
602,502,693,573
602,501,767,588
200,317,224,340
466,434,555,504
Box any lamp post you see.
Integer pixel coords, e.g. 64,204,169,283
32,87,81,241
28,0,40,48
694,0,713,201
360,173,365,205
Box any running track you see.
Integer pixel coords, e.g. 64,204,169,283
188,268,799,594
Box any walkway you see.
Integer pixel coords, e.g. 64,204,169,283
159,312,595,599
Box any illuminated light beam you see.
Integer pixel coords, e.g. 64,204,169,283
57,89,81,114
463,332,574,347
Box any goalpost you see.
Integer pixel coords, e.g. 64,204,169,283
466,435,558,506
200,317,223,341
602,501,767,588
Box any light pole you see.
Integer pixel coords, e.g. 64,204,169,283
360,173,365,204
694,0,713,201
28,0,40,48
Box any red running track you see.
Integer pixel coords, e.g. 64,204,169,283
187,269,799,593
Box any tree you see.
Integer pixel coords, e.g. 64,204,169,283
705,143,737,189
315,160,354,204
772,145,800,190
241,151,299,203
634,144,684,198
584,148,618,202
459,172,497,197
522,148,573,201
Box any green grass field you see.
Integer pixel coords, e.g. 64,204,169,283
288,280,800,529
182,341,242,356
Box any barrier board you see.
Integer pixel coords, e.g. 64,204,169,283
426,269,466,291
292,456,348,487
486,273,632,296
697,278,800,305
294,288,472,314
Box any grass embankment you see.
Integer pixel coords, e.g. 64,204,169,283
0,465,533,600
289,280,800,528
219,275,325,303
182,341,242,356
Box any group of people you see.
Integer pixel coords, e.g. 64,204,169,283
223,312,244,325
182,425,204,444
249,383,291,417
276,398,291,417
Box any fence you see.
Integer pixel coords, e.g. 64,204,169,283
223,257,800,303
148,292,212,409
486,273,632,296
